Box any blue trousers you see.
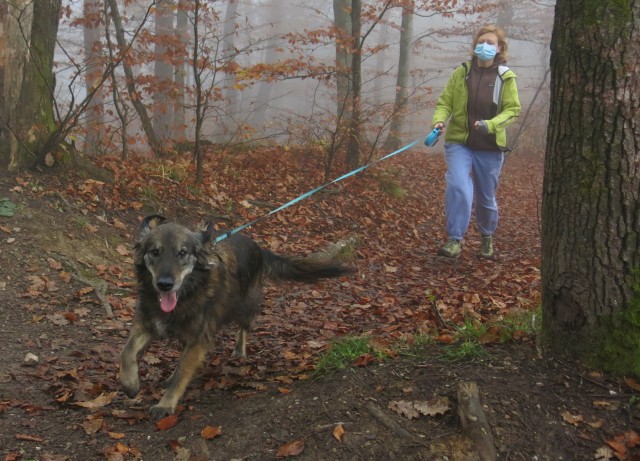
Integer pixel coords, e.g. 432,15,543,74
443,143,504,241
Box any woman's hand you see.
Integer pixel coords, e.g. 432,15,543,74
474,120,489,133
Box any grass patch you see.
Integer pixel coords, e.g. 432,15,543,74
375,169,406,199
440,340,489,362
402,308,540,364
314,336,385,377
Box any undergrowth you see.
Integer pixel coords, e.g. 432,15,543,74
314,307,540,374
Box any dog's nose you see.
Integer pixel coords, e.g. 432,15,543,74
157,276,174,292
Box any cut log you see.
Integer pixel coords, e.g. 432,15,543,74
456,382,497,461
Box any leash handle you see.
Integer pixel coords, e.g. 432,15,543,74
215,138,422,243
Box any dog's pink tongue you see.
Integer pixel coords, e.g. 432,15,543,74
160,292,177,313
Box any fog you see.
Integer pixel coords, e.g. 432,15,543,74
53,0,555,155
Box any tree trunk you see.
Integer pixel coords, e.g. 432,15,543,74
542,0,640,374
153,0,175,144
173,0,189,142
221,0,239,143
106,0,163,156
382,2,413,151
83,0,106,156
192,0,204,184
0,0,60,171
333,0,352,123
346,0,362,169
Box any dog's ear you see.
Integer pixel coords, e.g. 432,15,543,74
140,215,167,234
198,221,214,244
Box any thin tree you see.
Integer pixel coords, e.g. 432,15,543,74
106,0,163,156
174,0,190,142
153,0,175,144
345,0,362,169
333,0,352,123
83,0,106,156
542,0,640,374
220,0,240,143
382,0,413,151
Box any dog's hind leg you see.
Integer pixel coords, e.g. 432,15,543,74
149,340,208,420
120,321,153,398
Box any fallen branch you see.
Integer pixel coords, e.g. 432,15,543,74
53,252,113,317
457,382,497,461
365,401,413,440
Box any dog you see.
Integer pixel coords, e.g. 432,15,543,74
119,215,352,420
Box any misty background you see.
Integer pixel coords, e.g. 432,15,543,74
52,0,554,159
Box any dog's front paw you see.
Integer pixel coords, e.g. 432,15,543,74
119,371,140,398
149,404,175,421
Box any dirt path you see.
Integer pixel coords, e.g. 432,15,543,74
0,152,638,460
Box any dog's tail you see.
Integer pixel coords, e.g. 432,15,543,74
261,249,353,283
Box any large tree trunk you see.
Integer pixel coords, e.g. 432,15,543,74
542,0,640,374
153,0,175,144
83,0,106,156
0,0,61,171
382,1,413,151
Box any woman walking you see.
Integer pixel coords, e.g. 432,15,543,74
431,25,521,259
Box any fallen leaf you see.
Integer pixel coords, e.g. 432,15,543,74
593,400,621,411
414,396,451,417
48,258,63,270
81,418,103,434
561,411,583,426
201,425,222,440
333,424,345,443
108,432,126,440
624,376,640,392
276,439,305,458
156,414,179,431
116,245,130,256
73,392,117,409
388,400,419,419
353,353,374,367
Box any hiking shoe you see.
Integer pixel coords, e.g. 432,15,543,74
438,239,461,258
479,235,493,259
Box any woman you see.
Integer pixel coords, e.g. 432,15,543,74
431,24,521,259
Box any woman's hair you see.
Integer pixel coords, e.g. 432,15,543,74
470,24,509,63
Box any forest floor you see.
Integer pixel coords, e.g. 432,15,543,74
0,145,639,461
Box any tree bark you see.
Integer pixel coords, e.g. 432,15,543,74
333,0,352,123
542,0,640,374
153,0,175,144
0,0,60,171
83,0,106,156
220,0,240,143
346,0,362,169
173,0,189,142
382,1,413,151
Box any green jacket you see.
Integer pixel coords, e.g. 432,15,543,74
431,61,521,150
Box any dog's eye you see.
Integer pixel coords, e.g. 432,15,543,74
148,248,160,257
178,249,188,259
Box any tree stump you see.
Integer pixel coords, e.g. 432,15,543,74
457,382,497,461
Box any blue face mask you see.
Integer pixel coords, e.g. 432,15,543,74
474,43,498,62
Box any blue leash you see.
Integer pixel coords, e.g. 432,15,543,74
214,138,422,243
